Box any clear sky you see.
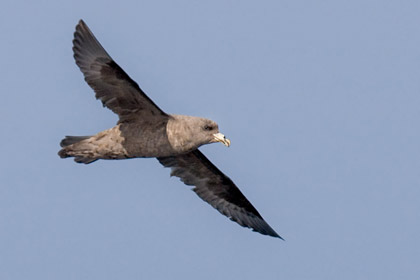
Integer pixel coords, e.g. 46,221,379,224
1,0,419,279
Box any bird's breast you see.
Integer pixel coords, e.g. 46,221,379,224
118,120,179,158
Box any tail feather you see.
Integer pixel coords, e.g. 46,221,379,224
74,157,98,164
58,135,97,164
60,135,91,147
58,148,70,158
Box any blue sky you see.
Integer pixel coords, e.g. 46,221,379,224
1,0,420,279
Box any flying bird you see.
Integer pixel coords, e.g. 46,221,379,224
59,20,282,239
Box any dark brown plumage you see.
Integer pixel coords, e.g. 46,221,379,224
59,20,282,239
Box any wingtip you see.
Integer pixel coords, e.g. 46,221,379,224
263,229,284,240
74,19,89,36
270,229,284,240
77,19,86,27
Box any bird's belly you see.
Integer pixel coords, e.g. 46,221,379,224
119,124,178,158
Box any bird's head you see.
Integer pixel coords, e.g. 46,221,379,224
167,115,231,152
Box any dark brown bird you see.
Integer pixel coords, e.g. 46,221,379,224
59,20,282,239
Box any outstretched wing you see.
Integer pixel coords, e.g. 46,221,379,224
73,20,167,121
157,150,282,239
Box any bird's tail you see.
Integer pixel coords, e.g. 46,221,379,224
60,135,91,147
58,135,97,164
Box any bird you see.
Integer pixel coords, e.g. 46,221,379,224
59,20,282,239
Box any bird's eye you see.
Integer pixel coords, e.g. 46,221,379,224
204,125,213,131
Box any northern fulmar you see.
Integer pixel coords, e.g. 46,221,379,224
59,20,282,239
